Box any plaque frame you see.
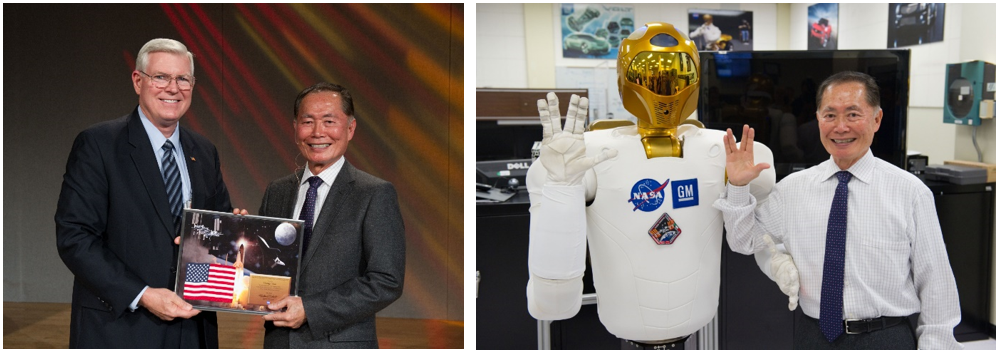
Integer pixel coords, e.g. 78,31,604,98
173,208,304,314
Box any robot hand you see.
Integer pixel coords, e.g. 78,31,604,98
537,92,617,186
764,234,800,311
724,124,772,186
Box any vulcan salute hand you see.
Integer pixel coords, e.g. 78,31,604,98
537,92,617,186
724,124,771,186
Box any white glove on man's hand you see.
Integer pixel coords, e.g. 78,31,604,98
764,234,799,311
537,92,616,186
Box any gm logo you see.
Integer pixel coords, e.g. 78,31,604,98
629,178,669,212
671,178,699,209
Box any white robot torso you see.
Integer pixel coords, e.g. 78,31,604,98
526,123,775,343
582,125,727,341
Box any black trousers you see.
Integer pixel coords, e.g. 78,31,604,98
794,309,917,350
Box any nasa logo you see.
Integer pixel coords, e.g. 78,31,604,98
648,212,682,245
671,178,699,209
628,178,669,212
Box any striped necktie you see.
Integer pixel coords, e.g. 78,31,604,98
161,140,183,230
819,170,852,342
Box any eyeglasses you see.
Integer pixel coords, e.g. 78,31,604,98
138,70,195,90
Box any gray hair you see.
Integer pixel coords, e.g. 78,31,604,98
294,82,355,121
816,71,880,109
135,38,195,76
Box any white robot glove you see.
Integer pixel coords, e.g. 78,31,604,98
537,92,616,186
764,234,799,311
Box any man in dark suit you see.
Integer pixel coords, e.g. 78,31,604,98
259,82,405,348
55,38,240,348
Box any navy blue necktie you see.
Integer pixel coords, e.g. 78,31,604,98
161,141,183,230
299,176,323,255
820,170,852,342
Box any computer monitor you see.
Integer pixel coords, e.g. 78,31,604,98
697,50,910,181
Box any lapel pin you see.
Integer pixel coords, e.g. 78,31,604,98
190,157,196,161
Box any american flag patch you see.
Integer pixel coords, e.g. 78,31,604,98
183,263,236,303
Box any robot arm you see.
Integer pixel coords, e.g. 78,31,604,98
526,173,586,319
716,130,800,311
747,140,776,205
525,93,615,320
753,235,800,311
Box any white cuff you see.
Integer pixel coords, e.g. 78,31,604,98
526,275,584,320
130,286,148,311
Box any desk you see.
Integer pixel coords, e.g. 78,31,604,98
475,191,619,349
926,181,995,341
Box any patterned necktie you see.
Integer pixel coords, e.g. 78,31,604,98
161,140,183,230
299,176,323,256
819,170,852,342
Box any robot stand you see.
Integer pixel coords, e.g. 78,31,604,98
535,293,720,350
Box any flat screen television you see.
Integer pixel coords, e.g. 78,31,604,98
697,50,910,181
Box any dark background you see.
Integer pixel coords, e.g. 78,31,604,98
4,3,464,321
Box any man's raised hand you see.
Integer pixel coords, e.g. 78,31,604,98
724,124,771,186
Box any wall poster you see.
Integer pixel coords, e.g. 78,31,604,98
887,3,945,48
560,4,635,59
808,3,839,50
687,9,754,52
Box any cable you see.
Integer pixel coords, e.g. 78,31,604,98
972,125,983,162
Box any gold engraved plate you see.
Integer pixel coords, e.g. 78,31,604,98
248,274,292,307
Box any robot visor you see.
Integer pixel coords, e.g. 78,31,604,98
625,52,699,96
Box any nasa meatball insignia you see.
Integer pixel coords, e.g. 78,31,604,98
648,212,682,245
628,178,669,212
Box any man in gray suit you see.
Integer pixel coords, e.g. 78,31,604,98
259,82,405,348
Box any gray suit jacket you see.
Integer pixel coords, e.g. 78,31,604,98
258,161,405,349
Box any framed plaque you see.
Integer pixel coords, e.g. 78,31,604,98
174,208,303,314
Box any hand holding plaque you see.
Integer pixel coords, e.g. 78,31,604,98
262,295,307,329
174,209,303,315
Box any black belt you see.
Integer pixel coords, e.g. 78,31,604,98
843,316,907,335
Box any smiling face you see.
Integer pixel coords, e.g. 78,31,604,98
132,52,192,137
817,81,882,170
295,91,356,175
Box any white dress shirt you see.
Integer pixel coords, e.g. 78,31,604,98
293,156,346,221
138,107,192,205
132,106,193,311
713,150,962,350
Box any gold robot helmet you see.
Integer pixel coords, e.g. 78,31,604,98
618,22,700,157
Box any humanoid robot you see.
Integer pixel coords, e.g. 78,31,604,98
526,22,793,348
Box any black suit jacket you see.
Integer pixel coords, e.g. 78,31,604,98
258,161,405,349
55,107,232,348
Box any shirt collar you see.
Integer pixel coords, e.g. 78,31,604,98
137,106,180,151
300,156,346,187
819,149,875,184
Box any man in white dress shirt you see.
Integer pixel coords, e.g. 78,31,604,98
713,71,962,349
